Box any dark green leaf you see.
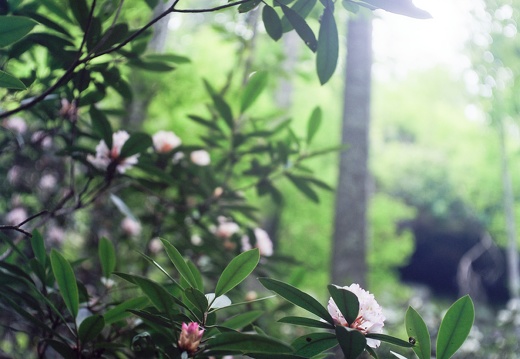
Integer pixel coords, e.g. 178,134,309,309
78,315,105,343
436,295,474,359
160,238,198,288
241,71,269,113
306,107,322,144
95,23,129,53
327,284,359,325
212,94,234,129
104,296,149,324
280,4,317,52
221,310,264,330
127,309,172,329
90,106,113,148
286,174,320,203
187,260,204,292
187,115,222,132
0,70,26,90
205,332,293,354
132,276,176,313
127,59,175,72
50,250,79,318
145,53,191,64
215,249,259,297
0,15,37,47
292,332,337,357
119,132,153,158
279,316,335,329
238,0,261,13
30,229,46,266
185,287,209,313
281,0,317,32
259,278,333,324
335,326,366,359
316,4,338,84
405,306,430,359
262,5,283,41
46,339,76,358
365,333,414,348
68,0,89,30
98,237,116,278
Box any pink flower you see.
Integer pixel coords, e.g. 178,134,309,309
87,131,139,174
121,217,141,236
241,228,273,257
3,117,27,134
6,207,28,225
327,283,385,348
178,322,204,354
190,150,210,166
152,130,182,153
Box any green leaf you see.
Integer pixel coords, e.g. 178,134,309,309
50,250,79,319
285,173,320,203
306,107,322,144
184,287,209,313
0,70,26,90
405,306,431,359
365,333,414,348
262,5,283,41
292,332,338,357
241,71,269,113
30,230,46,266
68,0,89,30
215,249,260,297
160,238,198,288
46,339,76,358
436,295,475,359
127,59,175,72
238,0,261,13
205,332,293,354
78,314,105,343
335,326,366,359
187,260,204,292
327,284,359,325
145,53,191,64
281,0,317,32
0,16,37,47
279,316,335,329
98,237,116,278
104,296,149,324
259,278,333,324
119,132,152,158
132,276,176,313
90,106,113,148
280,3,317,52
221,310,264,330
316,3,338,84
212,94,234,129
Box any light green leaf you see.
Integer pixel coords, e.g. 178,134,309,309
50,250,79,319
292,332,337,357
0,70,26,90
241,71,269,113
160,238,198,288
215,249,259,297
259,277,333,324
30,230,46,266
335,326,366,359
405,306,431,359
281,0,317,32
328,284,359,325
98,237,116,278
436,295,474,359
78,314,105,343
187,260,204,292
306,107,322,144
0,16,37,47
316,3,338,84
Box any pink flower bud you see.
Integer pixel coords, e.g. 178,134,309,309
178,322,204,354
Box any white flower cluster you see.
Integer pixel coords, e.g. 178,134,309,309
327,283,386,348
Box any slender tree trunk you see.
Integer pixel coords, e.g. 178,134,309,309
498,121,520,300
331,15,373,288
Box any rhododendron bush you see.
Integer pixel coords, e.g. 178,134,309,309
0,0,475,358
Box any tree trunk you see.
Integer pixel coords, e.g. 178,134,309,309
331,15,373,288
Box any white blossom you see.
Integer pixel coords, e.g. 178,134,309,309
87,130,139,173
215,218,239,239
241,228,273,256
3,117,27,134
190,150,210,166
6,207,28,225
121,217,141,236
152,130,182,153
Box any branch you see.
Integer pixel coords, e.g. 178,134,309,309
172,0,253,13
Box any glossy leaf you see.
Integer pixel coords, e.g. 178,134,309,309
78,314,105,343
436,295,474,359
335,326,366,359
98,237,116,278
160,238,198,288
205,332,293,354
279,316,335,329
0,16,37,47
215,248,259,297
241,71,269,113
184,287,208,313
187,260,204,292
30,230,46,266
281,0,317,32
262,5,283,41
328,284,360,325
0,70,26,90
132,276,176,313
405,306,431,359
292,332,337,357
316,3,338,84
68,0,89,30
306,107,322,144
259,277,334,324
50,250,79,319
221,310,264,330
90,106,113,148
238,0,261,13
119,132,152,158
365,333,414,348
104,296,149,324
280,3,317,52
46,339,76,358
